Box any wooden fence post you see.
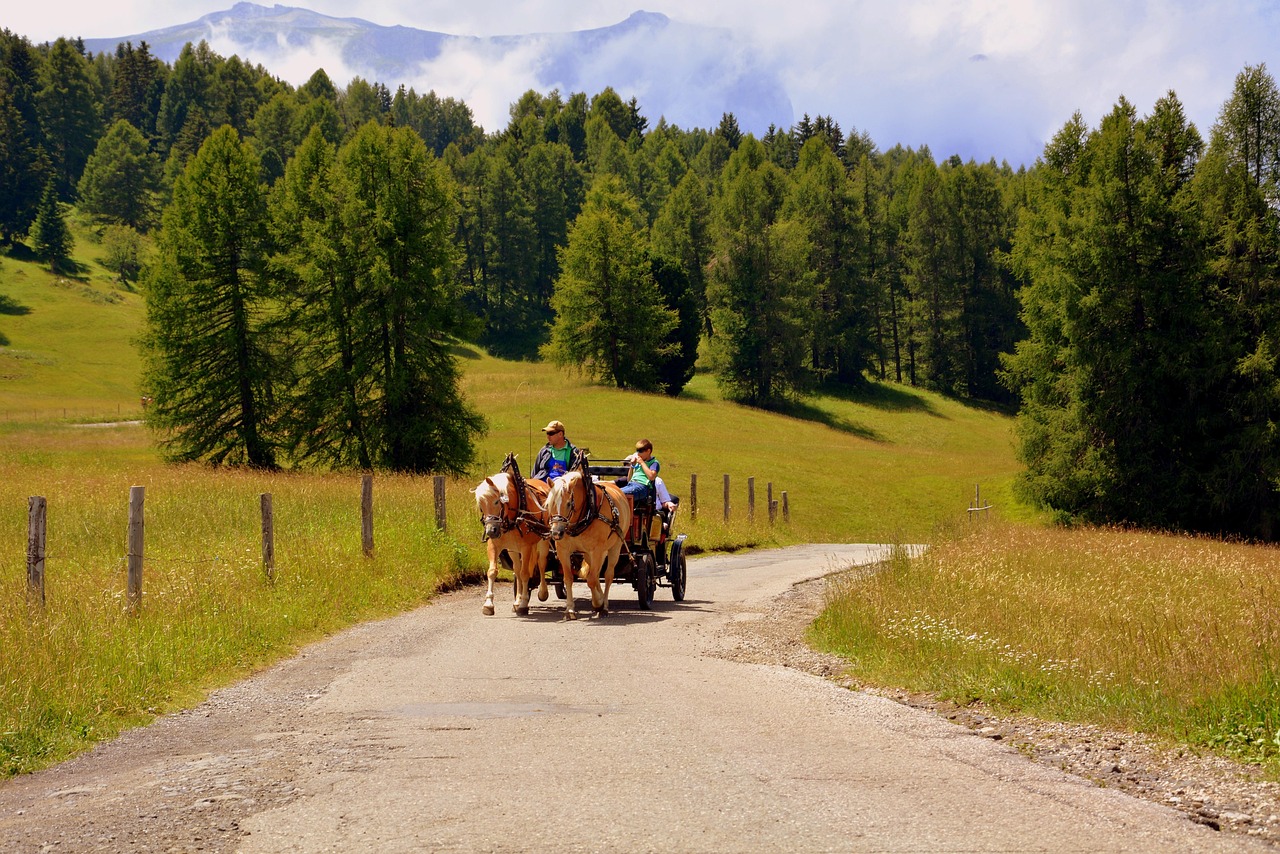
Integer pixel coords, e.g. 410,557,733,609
782,491,790,523
127,485,144,613
723,474,730,521
27,496,46,607
433,476,447,531
260,493,275,581
361,474,374,558
769,499,778,525
689,474,697,520
747,477,755,521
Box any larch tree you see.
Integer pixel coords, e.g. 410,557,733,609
707,137,814,407
334,121,485,474
268,126,372,469
1190,64,1280,537
1004,94,1224,530
77,118,162,231
787,136,871,386
141,126,278,468
543,175,676,390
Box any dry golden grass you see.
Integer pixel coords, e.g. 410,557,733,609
812,521,1280,766
0,441,479,774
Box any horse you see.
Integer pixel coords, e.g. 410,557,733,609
473,461,551,616
545,469,632,619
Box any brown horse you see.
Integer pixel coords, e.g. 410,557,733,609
473,471,551,616
545,470,632,619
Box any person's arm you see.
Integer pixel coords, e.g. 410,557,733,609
634,457,657,481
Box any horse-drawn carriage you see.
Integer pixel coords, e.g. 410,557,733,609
473,451,688,618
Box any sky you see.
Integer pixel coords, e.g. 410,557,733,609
8,0,1280,166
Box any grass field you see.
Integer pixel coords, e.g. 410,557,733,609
812,523,1280,770
5,217,1278,779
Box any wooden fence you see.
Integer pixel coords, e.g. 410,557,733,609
686,473,789,525
23,471,791,610
24,475,451,611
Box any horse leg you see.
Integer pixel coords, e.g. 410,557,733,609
586,550,607,616
535,539,550,602
601,543,620,616
511,544,532,616
483,540,498,616
562,548,578,620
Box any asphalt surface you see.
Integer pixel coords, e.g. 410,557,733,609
0,544,1265,852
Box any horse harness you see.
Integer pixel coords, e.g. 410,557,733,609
481,454,549,541
551,454,628,543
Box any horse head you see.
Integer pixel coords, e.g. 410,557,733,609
474,474,510,541
545,471,583,541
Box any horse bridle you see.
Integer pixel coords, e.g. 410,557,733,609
481,458,550,542
478,484,517,542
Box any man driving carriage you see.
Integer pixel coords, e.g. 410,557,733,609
530,420,575,482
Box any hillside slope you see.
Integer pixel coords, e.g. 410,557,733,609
0,237,144,418
1,226,1022,540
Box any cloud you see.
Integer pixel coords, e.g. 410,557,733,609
403,38,552,131
18,0,1280,165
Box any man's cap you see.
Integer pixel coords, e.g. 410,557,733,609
542,420,566,434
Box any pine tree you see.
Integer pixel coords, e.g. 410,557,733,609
77,119,162,230
543,175,676,390
30,178,71,271
141,126,277,468
110,41,163,137
35,37,100,197
0,30,52,243
707,138,814,406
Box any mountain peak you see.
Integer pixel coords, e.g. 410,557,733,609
80,5,791,134
623,11,670,27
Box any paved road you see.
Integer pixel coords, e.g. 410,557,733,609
0,545,1262,852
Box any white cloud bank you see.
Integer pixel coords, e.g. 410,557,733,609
12,0,1280,165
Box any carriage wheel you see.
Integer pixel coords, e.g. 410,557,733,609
669,542,687,602
635,553,655,610
555,580,567,600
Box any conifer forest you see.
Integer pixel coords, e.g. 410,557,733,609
3,31,1280,539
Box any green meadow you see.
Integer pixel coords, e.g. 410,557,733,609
3,222,1278,778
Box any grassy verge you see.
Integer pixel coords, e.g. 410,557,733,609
811,521,1280,773
0,444,481,775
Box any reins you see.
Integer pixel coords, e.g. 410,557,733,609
506,453,551,537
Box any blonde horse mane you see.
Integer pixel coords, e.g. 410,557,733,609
474,473,510,508
546,470,583,513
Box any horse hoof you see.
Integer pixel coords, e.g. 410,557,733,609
483,605,495,616
515,605,529,616
537,589,549,602
594,606,609,617
564,611,578,621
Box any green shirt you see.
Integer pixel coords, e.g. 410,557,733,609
631,456,659,487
